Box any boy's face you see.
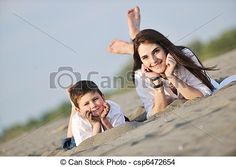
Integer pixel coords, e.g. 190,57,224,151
76,92,105,118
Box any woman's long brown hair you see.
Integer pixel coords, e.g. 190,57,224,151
132,29,217,91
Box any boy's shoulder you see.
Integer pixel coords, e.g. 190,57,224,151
72,112,88,124
105,100,124,116
106,100,119,107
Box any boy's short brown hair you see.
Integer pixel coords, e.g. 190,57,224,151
68,80,103,108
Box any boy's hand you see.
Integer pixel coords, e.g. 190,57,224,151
100,102,110,118
86,111,100,126
100,102,113,130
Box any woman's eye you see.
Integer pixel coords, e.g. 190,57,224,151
153,49,160,55
142,56,148,60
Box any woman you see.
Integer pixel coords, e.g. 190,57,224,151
108,6,218,118
132,29,217,118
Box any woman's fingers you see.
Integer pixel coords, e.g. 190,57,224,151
141,64,160,79
166,54,176,65
141,64,150,72
165,54,176,77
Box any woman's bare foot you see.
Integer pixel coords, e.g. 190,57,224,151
107,40,133,55
127,6,140,40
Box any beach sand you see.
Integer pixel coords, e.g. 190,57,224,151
1,50,236,156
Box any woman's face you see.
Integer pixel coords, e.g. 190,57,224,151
138,43,167,74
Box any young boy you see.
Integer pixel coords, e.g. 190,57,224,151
63,80,126,148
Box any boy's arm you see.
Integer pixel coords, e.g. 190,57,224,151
66,107,76,137
100,102,113,130
86,111,102,135
92,122,102,136
66,87,77,138
101,118,113,130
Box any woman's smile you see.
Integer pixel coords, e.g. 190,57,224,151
151,60,162,68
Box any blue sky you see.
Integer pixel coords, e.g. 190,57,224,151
0,0,236,133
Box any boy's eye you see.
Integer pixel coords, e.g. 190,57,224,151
84,102,89,106
92,97,99,101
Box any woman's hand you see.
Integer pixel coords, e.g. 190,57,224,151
141,64,160,79
164,53,176,78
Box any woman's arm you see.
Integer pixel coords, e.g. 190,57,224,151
165,54,204,99
167,75,204,99
151,82,168,116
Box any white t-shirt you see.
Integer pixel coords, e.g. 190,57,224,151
134,47,216,118
71,100,126,146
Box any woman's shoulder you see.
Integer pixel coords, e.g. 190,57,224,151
134,69,142,77
178,46,202,66
178,46,196,58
